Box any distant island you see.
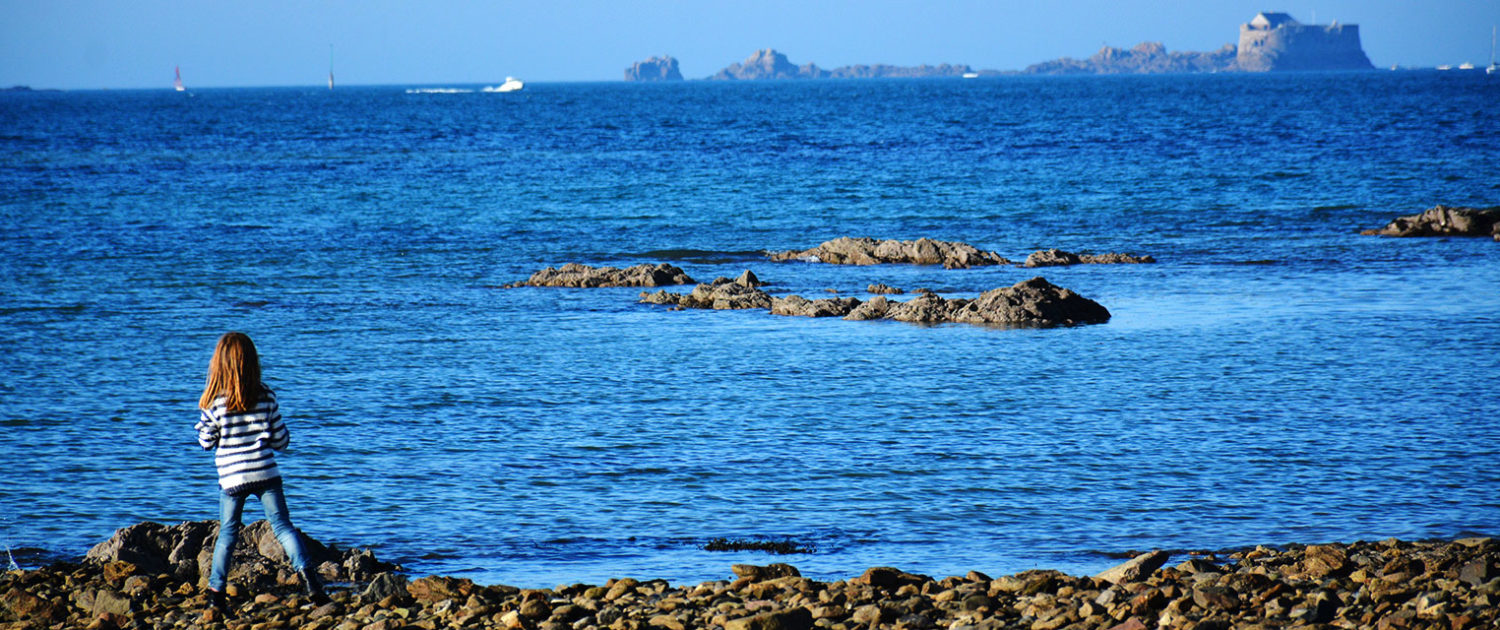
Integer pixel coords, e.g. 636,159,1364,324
622,12,1373,81
624,55,683,81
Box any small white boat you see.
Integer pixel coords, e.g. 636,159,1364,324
1489,26,1498,75
961,72,979,79
1437,64,1453,70
1458,62,1475,70
484,77,524,93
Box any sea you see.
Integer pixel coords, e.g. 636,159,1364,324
2,72,1498,588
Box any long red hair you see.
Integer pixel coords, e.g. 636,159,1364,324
198,332,266,412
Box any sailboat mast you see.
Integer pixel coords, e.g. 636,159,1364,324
328,44,335,90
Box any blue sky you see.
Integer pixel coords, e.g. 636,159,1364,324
3,0,1498,89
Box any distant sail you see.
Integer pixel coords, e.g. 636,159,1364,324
174,66,185,91
328,44,335,90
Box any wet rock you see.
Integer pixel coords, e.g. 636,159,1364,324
1024,248,1155,267
867,283,904,295
768,237,1011,269
508,263,696,288
770,295,862,317
1361,205,1500,238
640,273,774,310
1096,551,1171,585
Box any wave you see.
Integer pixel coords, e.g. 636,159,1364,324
405,88,474,94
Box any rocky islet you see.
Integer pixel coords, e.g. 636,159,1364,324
1361,205,1500,241
5,523,1497,630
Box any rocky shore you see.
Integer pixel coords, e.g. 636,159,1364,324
1360,206,1500,241
5,524,1496,630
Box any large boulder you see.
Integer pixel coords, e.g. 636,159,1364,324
85,520,398,589
768,237,1011,269
640,272,772,310
507,263,694,288
1361,205,1500,239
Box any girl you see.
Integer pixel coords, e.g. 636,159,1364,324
195,332,328,610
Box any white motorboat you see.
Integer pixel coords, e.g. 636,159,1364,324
484,77,524,93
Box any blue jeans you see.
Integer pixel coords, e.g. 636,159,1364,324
208,485,310,591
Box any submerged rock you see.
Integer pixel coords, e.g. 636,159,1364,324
640,272,772,310
866,283,904,295
507,263,695,288
767,237,1011,269
1361,204,1500,239
1024,248,1156,267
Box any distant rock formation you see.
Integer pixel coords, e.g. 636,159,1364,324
1361,205,1500,240
1021,12,1373,75
624,55,684,81
1023,42,1237,75
1236,12,1373,71
707,49,974,80
768,237,1011,269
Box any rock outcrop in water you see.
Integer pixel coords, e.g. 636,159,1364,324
624,56,684,81
82,520,397,590
645,277,1110,327
640,272,772,310
505,263,695,288
6,528,1496,630
1024,249,1157,267
1361,205,1500,240
842,277,1111,326
768,237,1011,269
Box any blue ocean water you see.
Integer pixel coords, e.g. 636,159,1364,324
2,72,1498,588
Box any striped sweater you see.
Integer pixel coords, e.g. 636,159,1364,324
195,389,289,496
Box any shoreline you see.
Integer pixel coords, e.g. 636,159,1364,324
4,533,1495,630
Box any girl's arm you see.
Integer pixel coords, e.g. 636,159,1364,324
194,409,219,450
266,399,290,451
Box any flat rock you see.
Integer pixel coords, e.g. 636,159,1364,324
507,263,694,288
768,237,1011,269
1361,205,1500,239
1024,248,1155,267
1095,550,1171,584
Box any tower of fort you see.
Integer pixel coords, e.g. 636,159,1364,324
1237,12,1373,71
